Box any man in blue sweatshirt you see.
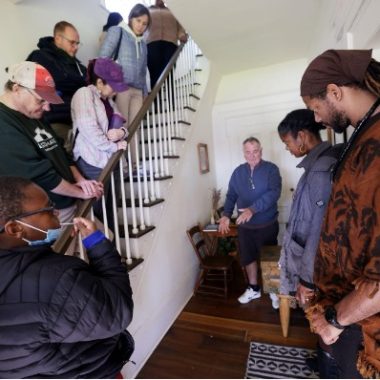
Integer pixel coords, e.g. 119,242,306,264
219,137,282,303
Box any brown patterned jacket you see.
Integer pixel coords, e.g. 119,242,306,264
313,113,380,377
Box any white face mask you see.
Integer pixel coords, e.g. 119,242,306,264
16,220,63,246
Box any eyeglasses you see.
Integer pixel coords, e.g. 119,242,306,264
59,34,81,47
0,201,56,233
24,87,49,106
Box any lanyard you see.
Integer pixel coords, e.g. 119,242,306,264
331,97,380,181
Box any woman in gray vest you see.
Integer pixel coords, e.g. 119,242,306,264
278,109,340,304
278,109,342,378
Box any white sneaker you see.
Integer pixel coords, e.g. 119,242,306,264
269,292,280,309
238,287,261,304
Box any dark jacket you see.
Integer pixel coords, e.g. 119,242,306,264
27,37,87,126
0,238,134,378
223,160,282,226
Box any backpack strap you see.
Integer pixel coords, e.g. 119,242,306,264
112,27,123,62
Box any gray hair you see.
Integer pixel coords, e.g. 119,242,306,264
243,137,261,146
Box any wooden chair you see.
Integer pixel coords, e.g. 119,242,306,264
187,225,235,298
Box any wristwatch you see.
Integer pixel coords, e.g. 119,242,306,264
324,305,346,330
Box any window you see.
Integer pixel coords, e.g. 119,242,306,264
104,0,153,19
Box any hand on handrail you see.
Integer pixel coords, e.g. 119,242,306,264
76,179,104,199
117,141,127,150
107,128,127,142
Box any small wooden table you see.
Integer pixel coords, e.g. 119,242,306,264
260,245,291,338
202,224,238,254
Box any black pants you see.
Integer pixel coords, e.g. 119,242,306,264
318,324,363,378
237,221,279,266
147,40,177,89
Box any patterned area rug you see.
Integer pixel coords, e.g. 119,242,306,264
245,341,319,379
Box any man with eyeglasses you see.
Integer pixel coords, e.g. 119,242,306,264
0,176,134,378
27,20,87,151
0,61,103,224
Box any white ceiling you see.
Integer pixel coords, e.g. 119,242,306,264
166,0,322,74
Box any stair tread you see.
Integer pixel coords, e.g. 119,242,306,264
124,174,173,182
178,120,191,125
143,120,191,128
124,258,144,272
119,224,155,238
141,136,185,143
117,198,164,208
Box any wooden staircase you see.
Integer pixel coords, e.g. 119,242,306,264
115,51,205,271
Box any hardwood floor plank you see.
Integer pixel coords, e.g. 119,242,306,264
137,267,317,378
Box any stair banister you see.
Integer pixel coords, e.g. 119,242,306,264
54,43,186,254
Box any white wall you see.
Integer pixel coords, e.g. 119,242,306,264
124,57,221,378
0,0,107,85
212,59,307,241
309,0,380,57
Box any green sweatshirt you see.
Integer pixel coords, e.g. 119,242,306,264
0,103,75,209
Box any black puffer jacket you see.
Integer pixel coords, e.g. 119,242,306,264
27,37,87,125
0,238,133,378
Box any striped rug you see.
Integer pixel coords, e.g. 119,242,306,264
245,341,319,379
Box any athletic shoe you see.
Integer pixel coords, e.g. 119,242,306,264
238,287,261,304
269,292,280,309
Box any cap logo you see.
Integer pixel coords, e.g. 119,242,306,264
35,66,55,89
43,74,54,88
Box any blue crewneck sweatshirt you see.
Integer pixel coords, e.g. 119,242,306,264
223,160,282,226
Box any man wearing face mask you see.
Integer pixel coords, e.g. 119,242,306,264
0,176,134,378
0,61,103,224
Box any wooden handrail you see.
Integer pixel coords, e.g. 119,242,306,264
54,43,186,254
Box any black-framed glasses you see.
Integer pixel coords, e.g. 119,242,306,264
0,201,56,233
59,34,81,47
24,87,49,106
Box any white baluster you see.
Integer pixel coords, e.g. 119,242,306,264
145,111,156,201
101,194,110,239
127,148,138,234
110,171,121,253
140,120,149,204
119,159,132,264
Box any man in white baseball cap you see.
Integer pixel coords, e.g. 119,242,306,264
7,61,64,105
0,61,103,225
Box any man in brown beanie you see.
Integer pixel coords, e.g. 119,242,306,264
300,49,380,378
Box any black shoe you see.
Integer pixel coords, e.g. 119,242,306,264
305,356,318,372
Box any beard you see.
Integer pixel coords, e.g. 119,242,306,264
324,99,351,134
329,110,351,133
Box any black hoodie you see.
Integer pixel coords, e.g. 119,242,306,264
27,37,87,126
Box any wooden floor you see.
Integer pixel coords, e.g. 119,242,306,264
137,262,317,379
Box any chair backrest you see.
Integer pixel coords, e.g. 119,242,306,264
186,225,210,263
